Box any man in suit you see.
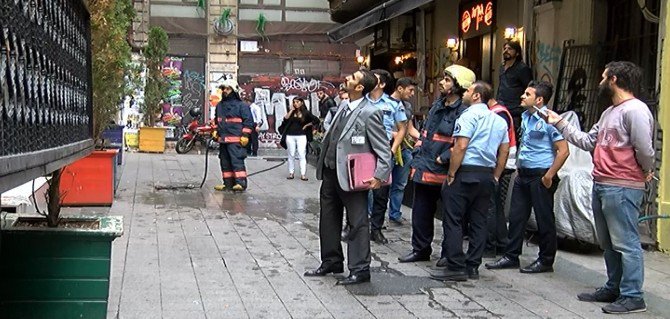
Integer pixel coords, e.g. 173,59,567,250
304,69,392,285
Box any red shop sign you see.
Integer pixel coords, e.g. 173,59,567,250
460,0,496,39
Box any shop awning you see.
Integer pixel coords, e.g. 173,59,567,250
327,0,433,42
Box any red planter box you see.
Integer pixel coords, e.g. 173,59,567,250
59,149,118,206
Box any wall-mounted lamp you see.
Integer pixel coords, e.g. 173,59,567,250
356,55,366,65
394,56,403,65
504,27,517,40
446,37,459,51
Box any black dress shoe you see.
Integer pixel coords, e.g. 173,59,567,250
520,260,553,273
370,229,388,244
336,272,371,285
484,256,520,269
435,257,448,267
467,267,479,280
304,264,344,277
398,251,430,263
429,269,467,282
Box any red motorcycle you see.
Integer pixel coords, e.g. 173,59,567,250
175,108,217,154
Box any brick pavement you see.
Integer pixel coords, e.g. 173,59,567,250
95,152,669,319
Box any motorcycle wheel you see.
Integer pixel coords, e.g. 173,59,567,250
175,138,195,154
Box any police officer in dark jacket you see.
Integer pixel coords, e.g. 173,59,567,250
497,40,532,137
213,79,254,192
397,65,475,265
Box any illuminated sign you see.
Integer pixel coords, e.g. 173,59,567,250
459,0,496,39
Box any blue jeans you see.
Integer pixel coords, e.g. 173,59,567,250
592,183,645,298
388,149,413,220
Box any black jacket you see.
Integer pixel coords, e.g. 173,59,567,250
215,95,254,144
318,97,336,119
497,60,532,112
410,98,466,185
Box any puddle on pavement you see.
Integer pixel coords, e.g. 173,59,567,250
138,190,207,209
344,272,445,295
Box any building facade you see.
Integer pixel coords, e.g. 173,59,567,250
329,0,669,250
130,0,357,146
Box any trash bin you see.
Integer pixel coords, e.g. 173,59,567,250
102,125,124,165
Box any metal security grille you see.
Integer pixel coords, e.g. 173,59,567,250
554,40,661,245
553,40,609,130
0,0,92,157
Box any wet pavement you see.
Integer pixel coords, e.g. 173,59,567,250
72,152,670,319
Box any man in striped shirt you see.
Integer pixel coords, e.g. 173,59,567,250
543,61,654,314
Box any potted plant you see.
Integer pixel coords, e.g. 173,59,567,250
0,169,123,318
57,0,137,206
0,1,127,317
214,8,234,36
139,26,169,153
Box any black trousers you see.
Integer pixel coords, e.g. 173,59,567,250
442,169,494,271
410,182,442,257
319,167,371,274
503,169,559,265
248,129,259,156
219,143,247,188
369,140,394,231
509,107,524,141
486,169,514,251
369,185,390,231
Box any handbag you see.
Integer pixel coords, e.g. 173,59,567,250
278,120,288,149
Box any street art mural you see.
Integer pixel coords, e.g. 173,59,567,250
161,57,184,132
240,75,343,148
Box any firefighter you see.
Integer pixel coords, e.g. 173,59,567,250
398,65,475,266
213,79,254,192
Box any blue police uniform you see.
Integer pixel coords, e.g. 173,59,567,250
441,103,508,273
366,93,408,234
502,106,563,267
404,98,466,258
366,93,407,140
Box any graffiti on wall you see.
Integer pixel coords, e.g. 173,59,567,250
279,77,337,93
240,75,343,148
206,74,343,148
536,42,562,84
161,57,184,127
182,70,205,115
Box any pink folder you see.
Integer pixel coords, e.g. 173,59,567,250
347,153,391,191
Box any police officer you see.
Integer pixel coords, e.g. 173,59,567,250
213,79,254,192
486,81,569,273
398,65,474,265
366,69,407,244
430,81,509,281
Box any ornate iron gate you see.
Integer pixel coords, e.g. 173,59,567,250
0,0,93,193
553,40,609,130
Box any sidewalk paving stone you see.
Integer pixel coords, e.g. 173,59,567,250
51,152,670,319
